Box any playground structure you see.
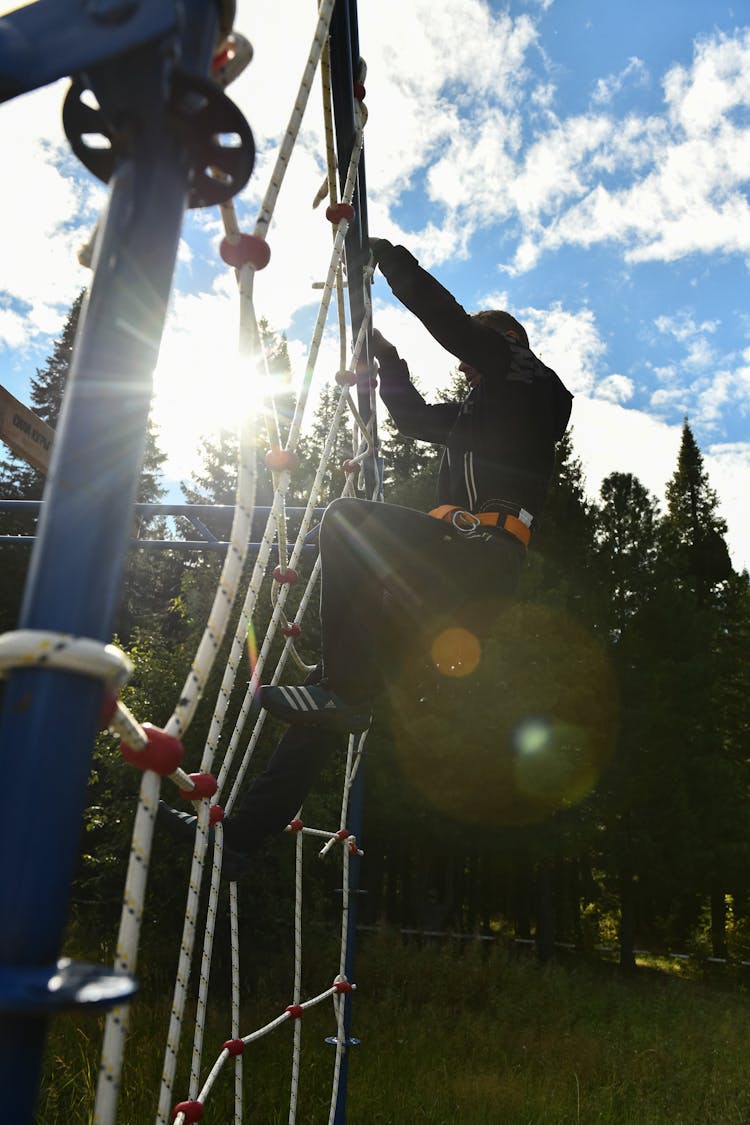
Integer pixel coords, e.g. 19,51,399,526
0,1,377,1121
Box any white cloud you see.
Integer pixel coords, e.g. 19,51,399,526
591,57,649,106
650,386,688,413
519,303,606,396
0,307,28,349
594,374,635,404
0,83,96,342
503,29,750,270
665,29,750,134
571,395,680,504
704,441,750,572
654,312,719,341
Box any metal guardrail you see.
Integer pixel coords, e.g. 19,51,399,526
0,501,325,552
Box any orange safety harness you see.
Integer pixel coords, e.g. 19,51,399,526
428,504,532,547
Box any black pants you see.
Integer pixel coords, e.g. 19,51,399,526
224,498,524,855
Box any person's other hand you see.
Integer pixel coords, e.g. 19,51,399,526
370,327,394,357
368,237,393,268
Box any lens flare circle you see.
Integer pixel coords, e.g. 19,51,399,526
430,626,481,678
385,601,620,827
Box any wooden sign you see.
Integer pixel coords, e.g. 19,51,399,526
0,385,54,474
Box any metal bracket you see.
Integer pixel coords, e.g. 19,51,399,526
63,68,255,208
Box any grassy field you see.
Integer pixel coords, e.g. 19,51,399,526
38,931,750,1124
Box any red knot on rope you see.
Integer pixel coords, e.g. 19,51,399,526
220,233,271,271
265,447,298,473
178,773,218,802
273,565,298,586
172,1099,204,1122
325,202,355,225
120,724,185,776
222,1038,245,1057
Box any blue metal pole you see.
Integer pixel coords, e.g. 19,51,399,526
0,4,224,1120
332,742,367,1125
328,1,371,1117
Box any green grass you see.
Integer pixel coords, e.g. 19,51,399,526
37,933,750,1124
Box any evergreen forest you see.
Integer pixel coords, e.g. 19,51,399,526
1,295,749,982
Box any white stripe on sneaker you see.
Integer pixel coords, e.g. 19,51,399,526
298,686,319,709
279,686,302,711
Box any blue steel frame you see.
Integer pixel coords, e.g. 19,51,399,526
328,1,372,1120
0,2,235,1121
0,501,324,552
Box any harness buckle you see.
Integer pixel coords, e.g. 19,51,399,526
451,509,480,533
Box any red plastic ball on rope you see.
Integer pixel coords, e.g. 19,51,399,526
121,724,184,776
178,773,218,801
273,565,298,585
336,828,350,841
334,980,353,995
220,233,271,270
281,622,302,639
209,804,225,826
223,1038,245,1057
326,202,355,224
335,369,357,387
285,1004,304,1020
354,81,366,101
172,1101,203,1123
342,460,359,476
265,448,298,473
288,818,304,833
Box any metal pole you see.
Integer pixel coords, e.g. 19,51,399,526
0,4,222,1119
329,0,379,499
328,2,371,1117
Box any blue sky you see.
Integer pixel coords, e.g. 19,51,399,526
0,0,748,568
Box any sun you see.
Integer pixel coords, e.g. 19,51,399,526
151,314,283,481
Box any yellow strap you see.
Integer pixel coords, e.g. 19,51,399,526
502,514,531,547
429,504,463,522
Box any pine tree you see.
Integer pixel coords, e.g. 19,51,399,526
0,294,87,629
594,472,660,637
654,421,740,957
0,290,175,637
524,428,597,616
590,472,664,967
662,419,733,598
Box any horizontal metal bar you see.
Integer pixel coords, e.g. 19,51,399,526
0,501,324,518
0,502,325,552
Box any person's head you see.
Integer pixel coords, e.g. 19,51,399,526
458,310,529,388
472,309,529,349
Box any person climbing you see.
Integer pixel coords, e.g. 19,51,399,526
160,238,573,870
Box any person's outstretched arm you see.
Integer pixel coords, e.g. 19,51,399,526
370,239,513,378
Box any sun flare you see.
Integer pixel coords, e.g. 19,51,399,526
151,317,287,480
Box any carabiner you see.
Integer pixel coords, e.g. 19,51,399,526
451,509,480,534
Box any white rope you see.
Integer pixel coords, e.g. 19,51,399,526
87,8,376,1122
0,630,132,687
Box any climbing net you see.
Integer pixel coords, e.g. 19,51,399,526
84,7,377,1123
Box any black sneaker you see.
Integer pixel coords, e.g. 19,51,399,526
260,683,371,733
157,802,248,881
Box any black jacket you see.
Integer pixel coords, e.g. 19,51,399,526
373,243,573,521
